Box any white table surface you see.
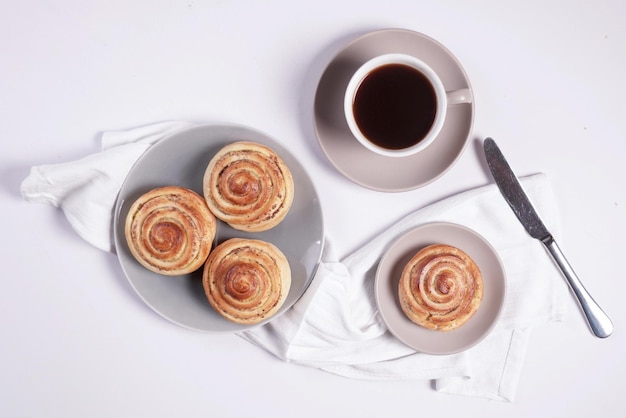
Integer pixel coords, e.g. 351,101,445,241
2,1,625,416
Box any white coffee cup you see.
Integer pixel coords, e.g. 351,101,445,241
344,53,472,158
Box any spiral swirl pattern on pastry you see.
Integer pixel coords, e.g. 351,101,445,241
398,244,483,331
203,238,291,324
203,141,294,232
124,186,217,276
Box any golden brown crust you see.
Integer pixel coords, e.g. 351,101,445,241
202,141,294,232
398,244,483,331
124,186,216,276
202,238,291,324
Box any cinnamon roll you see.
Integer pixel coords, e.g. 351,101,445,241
398,244,483,331
203,238,291,324
124,186,217,276
203,141,294,232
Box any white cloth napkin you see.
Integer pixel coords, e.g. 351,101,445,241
21,121,194,252
21,122,568,402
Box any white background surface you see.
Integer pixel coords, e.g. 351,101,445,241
2,1,625,416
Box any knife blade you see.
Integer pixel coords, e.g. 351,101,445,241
483,137,613,338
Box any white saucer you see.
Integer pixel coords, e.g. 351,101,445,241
314,29,474,192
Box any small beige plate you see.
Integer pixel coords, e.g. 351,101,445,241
375,222,506,355
314,28,474,192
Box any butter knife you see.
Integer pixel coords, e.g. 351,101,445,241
483,137,613,338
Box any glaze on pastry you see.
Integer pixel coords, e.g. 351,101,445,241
398,244,483,331
124,186,217,276
203,141,294,232
203,238,291,324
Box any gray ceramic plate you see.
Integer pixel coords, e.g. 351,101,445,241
314,29,474,192
113,124,324,332
375,222,505,355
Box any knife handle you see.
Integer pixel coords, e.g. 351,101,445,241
543,238,614,338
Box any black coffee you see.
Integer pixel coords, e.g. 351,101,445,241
353,63,437,150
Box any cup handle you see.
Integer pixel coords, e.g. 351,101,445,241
446,88,473,106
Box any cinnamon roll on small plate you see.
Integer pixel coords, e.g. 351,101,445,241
113,124,324,332
398,244,483,332
375,222,505,355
